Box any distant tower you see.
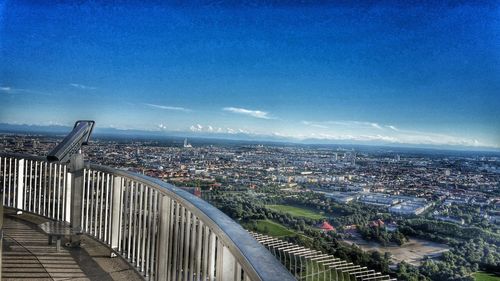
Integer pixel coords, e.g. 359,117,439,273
395,154,401,162
183,138,192,148
333,153,338,161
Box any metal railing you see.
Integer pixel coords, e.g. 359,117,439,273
251,232,396,281
0,153,295,281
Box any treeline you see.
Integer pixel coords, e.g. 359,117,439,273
400,218,500,245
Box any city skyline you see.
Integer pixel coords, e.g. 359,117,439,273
1,1,499,149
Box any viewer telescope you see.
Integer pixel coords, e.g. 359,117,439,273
47,120,95,163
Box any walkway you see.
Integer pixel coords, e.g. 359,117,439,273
1,210,142,281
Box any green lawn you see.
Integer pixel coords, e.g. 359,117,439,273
474,271,500,281
243,219,295,237
267,204,325,220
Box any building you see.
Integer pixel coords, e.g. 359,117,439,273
389,201,432,215
316,221,336,232
183,138,193,148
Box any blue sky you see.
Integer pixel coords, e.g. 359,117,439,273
1,1,499,149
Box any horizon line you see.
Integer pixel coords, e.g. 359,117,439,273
0,122,499,153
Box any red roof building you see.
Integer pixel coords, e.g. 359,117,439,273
317,221,336,232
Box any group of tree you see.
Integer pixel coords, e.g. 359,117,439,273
206,188,500,281
358,225,408,246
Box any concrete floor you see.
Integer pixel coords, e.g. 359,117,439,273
1,211,143,281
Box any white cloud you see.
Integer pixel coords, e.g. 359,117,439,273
386,125,399,131
223,107,271,119
301,121,329,129
297,119,497,148
188,124,255,135
145,103,191,112
158,123,167,130
70,83,96,90
0,86,51,96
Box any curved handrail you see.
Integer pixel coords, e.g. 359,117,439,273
0,152,295,281
90,163,294,281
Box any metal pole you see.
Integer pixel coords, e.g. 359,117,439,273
110,176,123,256
16,159,25,210
69,153,84,245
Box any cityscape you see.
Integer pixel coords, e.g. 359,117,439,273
1,132,499,280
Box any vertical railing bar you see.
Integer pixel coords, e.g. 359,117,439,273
98,172,104,240
208,231,216,281
12,158,16,207
202,225,209,281
189,215,196,281
121,179,128,255
2,157,6,205
166,197,174,281
57,164,62,220
195,220,203,280
38,161,43,215
104,173,111,244
0,157,2,203
24,159,28,210
177,206,186,281
141,186,148,273
122,179,129,256
47,163,52,217
14,158,18,208
136,183,143,268
59,164,64,220
62,166,67,222
132,180,137,263
43,162,47,216
52,163,57,219
118,178,126,253
127,181,134,260
183,211,191,281
94,171,100,237
54,164,58,220
7,158,12,207
146,188,156,280
149,190,158,280
34,161,38,214
216,239,222,281
170,203,179,281
136,181,141,266
28,160,33,212
144,187,150,276
82,169,88,232
89,170,94,235
16,159,25,211
93,170,98,235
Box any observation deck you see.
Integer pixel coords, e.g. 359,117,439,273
0,153,395,281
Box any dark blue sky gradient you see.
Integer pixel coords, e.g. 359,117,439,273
1,1,499,148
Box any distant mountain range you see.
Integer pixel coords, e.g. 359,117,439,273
1,123,499,154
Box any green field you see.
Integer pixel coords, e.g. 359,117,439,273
244,219,295,237
474,272,500,281
267,204,325,220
